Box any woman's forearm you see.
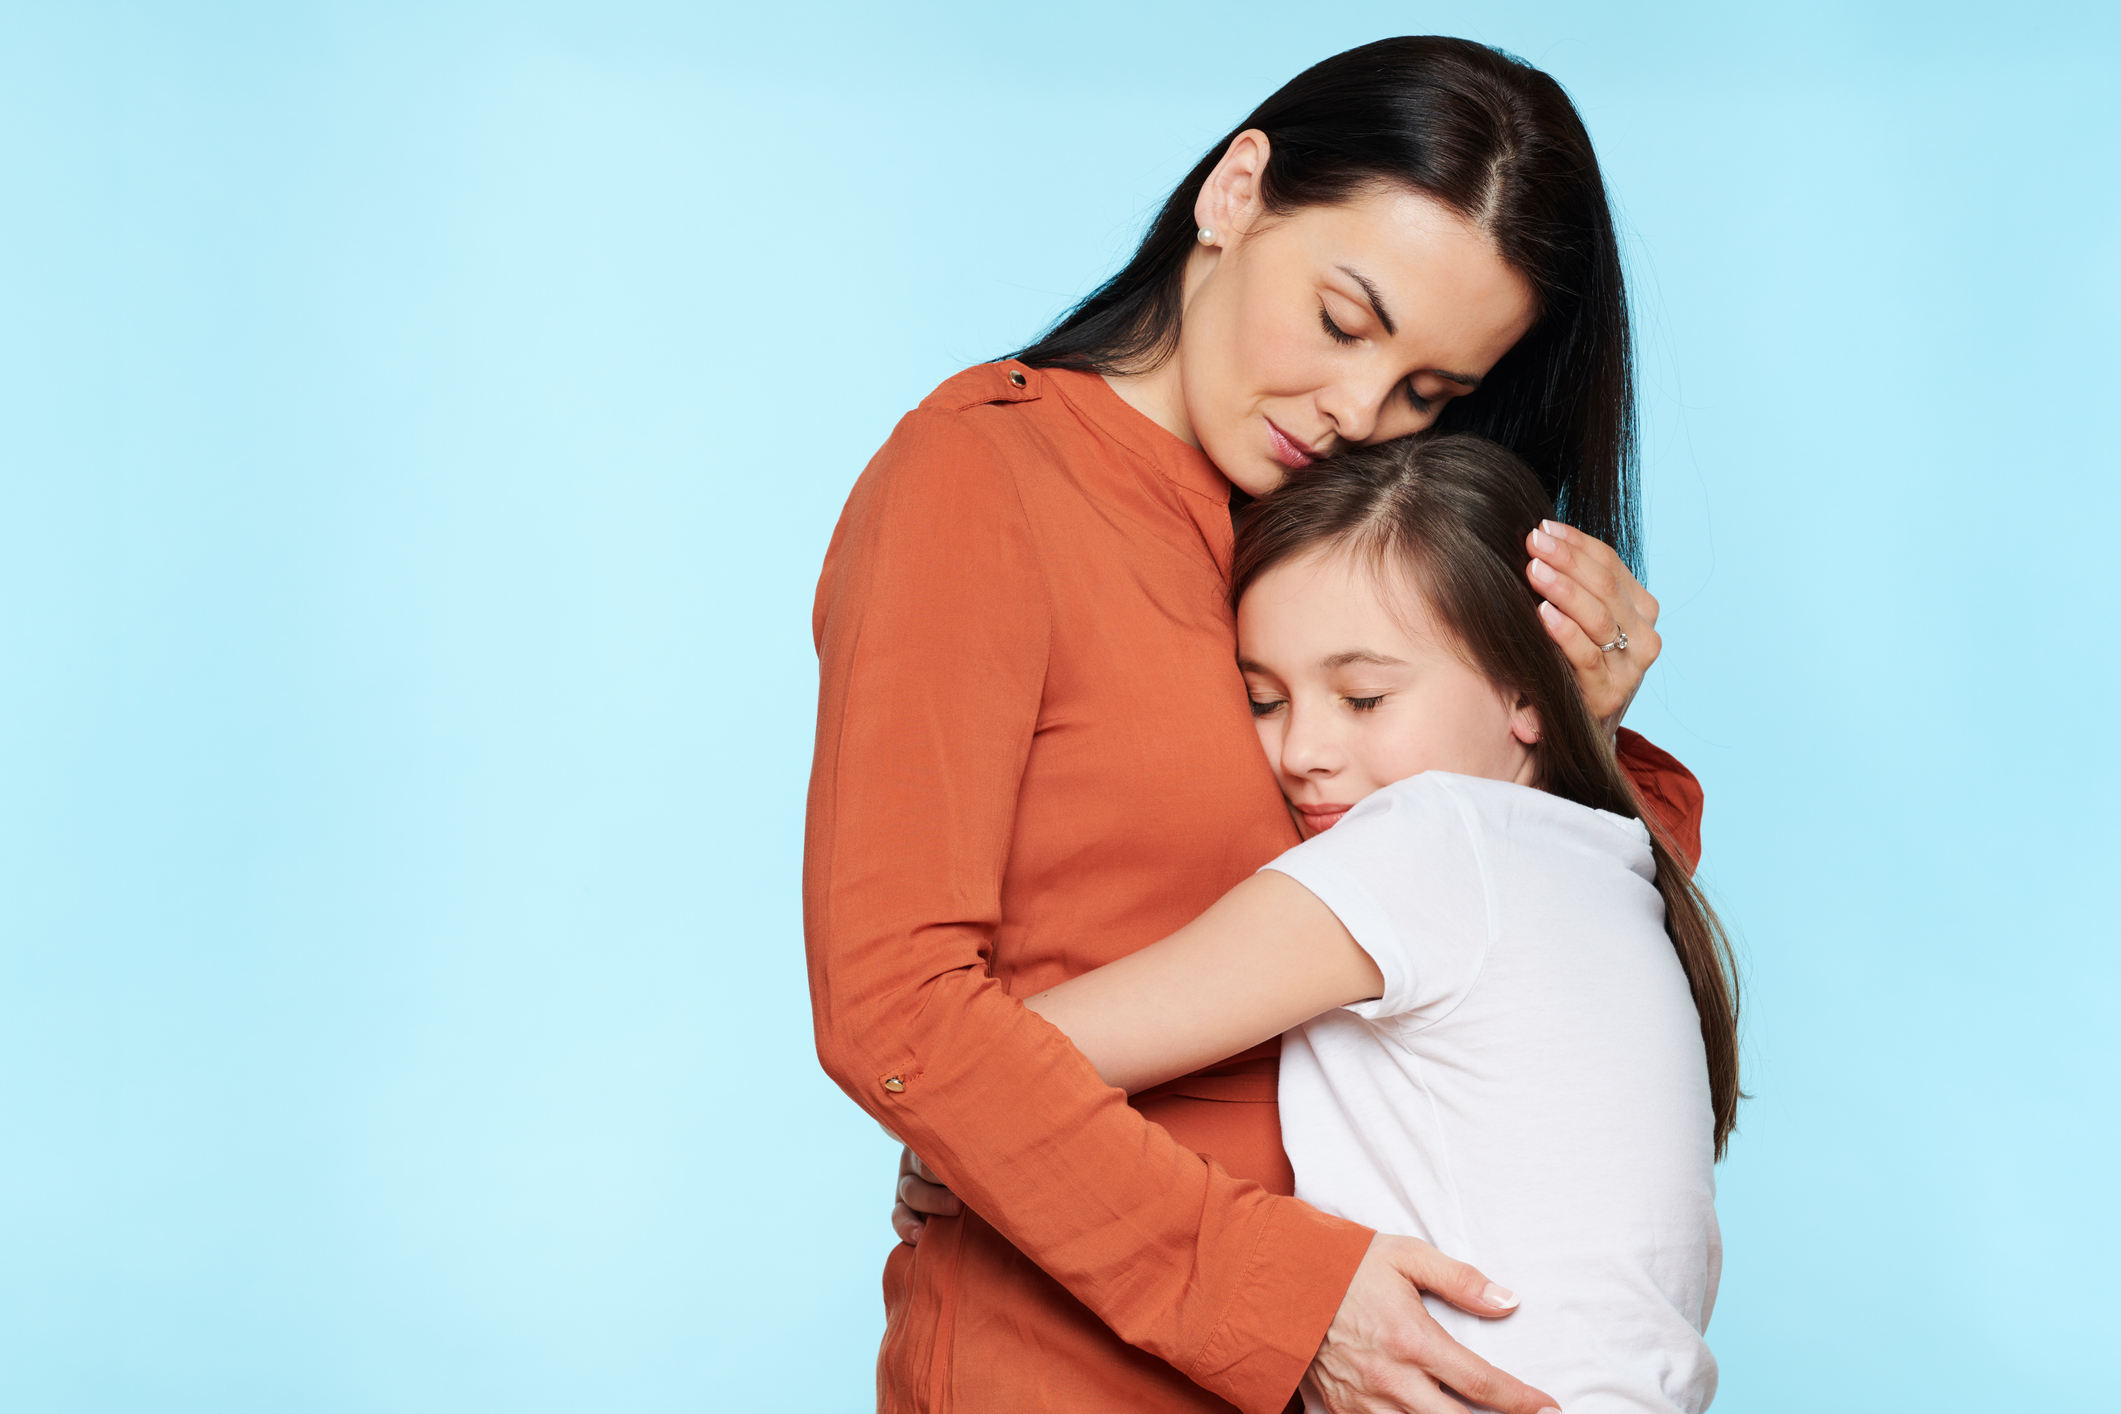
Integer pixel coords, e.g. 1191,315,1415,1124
1023,869,1383,1093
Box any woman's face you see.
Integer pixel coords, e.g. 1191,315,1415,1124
1169,139,1539,497
1237,547,1541,838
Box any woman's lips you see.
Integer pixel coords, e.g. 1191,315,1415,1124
1265,419,1318,470
1293,802,1352,832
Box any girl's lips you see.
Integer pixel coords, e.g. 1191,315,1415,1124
1293,802,1352,832
1265,418,1318,470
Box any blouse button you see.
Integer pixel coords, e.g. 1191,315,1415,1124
882,1075,906,1093
1008,369,1027,388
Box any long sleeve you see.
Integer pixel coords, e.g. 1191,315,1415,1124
804,408,1371,1412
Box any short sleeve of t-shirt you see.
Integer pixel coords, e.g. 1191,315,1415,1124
1261,773,1493,1027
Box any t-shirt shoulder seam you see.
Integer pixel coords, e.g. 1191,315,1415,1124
1262,856,1415,1020
1401,775,1497,1034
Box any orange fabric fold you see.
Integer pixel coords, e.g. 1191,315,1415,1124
1617,727,1706,871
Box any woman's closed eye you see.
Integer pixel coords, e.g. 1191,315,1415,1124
1320,304,1436,417
1344,694,1386,711
1249,696,1287,718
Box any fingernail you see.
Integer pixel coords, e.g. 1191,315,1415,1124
1531,528,1557,553
1539,1407,1562,1413
907,1223,923,1244
1542,519,1567,539
1527,558,1556,583
1482,1282,1519,1308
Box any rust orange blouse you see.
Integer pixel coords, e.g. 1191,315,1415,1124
805,362,1705,1414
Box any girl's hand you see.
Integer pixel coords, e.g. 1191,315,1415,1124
1305,1234,1559,1414
1525,519,1661,736
891,1146,961,1245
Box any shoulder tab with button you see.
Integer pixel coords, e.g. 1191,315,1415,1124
928,360,1042,414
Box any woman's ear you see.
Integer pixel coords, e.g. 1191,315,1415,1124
1509,694,1543,747
1194,129,1271,246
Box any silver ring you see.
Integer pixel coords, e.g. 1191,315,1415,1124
1597,630,1629,653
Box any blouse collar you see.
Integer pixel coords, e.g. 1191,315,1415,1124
1034,366,1231,506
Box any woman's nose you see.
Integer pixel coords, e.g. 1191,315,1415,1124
1315,376,1392,447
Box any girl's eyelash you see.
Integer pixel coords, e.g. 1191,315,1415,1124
1346,695,1385,711
1405,383,1433,415
1249,698,1286,718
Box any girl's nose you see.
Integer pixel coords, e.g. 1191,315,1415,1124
1280,705,1342,777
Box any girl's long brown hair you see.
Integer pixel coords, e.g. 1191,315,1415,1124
1233,435,1743,1157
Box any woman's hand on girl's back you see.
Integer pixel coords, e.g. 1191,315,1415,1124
1524,520,1661,735
891,1146,960,1245
892,1158,1560,1414
1306,1235,1560,1414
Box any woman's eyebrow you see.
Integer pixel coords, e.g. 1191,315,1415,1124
1335,265,1399,337
1333,265,1482,388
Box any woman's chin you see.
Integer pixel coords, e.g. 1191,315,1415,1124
1225,460,1290,499
1194,424,1287,498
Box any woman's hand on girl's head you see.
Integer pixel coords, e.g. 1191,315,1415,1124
1524,519,1662,736
891,1146,961,1246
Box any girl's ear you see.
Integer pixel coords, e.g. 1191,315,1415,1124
1509,693,1543,747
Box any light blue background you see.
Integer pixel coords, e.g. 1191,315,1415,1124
2,2,2114,1410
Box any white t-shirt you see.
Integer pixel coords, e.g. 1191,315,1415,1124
1269,772,1720,1414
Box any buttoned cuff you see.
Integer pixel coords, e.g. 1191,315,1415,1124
1189,1198,1375,1414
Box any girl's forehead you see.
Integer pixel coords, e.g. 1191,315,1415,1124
1247,542,1425,608
1238,545,1452,655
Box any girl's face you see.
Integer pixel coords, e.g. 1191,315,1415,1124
1238,547,1542,837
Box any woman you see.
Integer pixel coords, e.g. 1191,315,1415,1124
806,36,1701,1414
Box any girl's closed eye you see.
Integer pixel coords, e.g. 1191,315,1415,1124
1344,694,1386,711
1249,696,1287,718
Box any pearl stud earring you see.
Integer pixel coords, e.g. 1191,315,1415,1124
1197,227,1216,245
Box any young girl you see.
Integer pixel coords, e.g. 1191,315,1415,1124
1024,434,1741,1414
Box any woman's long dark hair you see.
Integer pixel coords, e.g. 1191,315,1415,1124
1014,36,1639,568
1232,435,1742,1158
